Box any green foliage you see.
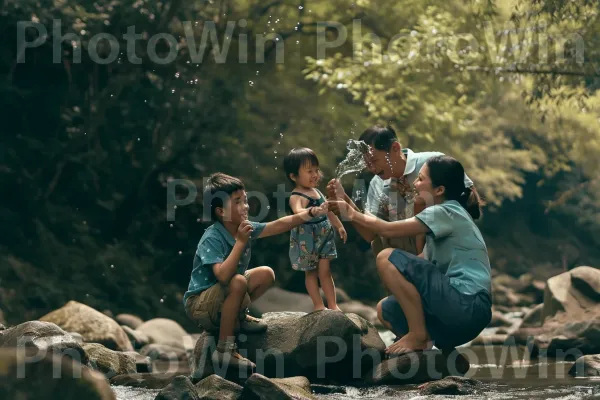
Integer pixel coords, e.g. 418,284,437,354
2,0,600,326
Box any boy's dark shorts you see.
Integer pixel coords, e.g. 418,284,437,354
381,249,492,350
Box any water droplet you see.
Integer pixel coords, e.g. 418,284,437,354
299,5,303,9
170,224,174,228
197,218,201,222
171,89,175,93
274,150,277,154
267,206,271,209
280,133,284,137
178,251,183,255
160,298,164,303
175,72,180,78
111,264,114,268
249,81,254,87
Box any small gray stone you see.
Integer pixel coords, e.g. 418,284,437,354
82,343,136,378
122,325,149,349
419,376,483,395
569,354,600,377
155,375,199,400
195,374,242,400
123,351,153,373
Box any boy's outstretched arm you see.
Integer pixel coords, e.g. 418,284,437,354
258,203,327,238
212,221,252,284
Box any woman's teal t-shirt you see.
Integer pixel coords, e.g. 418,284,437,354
415,200,492,295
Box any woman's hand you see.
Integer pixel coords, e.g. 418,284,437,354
312,203,329,217
327,200,355,221
326,179,346,200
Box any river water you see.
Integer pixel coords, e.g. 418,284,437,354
111,336,600,400
112,357,600,399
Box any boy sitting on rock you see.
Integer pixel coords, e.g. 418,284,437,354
184,173,328,370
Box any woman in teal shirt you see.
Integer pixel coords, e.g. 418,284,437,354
330,155,492,356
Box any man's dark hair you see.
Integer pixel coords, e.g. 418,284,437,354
359,125,399,151
283,147,321,185
203,172,245,221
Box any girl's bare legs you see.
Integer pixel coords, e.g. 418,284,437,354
318,258,341,311
305,269,325,311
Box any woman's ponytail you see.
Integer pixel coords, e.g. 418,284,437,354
460,186,484,220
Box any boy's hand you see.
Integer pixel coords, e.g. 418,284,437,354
337,226,347,243
236,220,253,243
327,179,345,200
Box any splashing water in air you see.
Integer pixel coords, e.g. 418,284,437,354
335,139,370,179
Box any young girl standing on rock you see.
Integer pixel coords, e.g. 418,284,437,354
284,148,347,312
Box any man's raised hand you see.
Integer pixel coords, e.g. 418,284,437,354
327,179,345,200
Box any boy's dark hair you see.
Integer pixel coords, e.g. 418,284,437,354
426,155,485,220
283,148,321,185
359,125,399,152
203,173,245,221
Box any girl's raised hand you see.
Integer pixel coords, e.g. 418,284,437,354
338,226,347,243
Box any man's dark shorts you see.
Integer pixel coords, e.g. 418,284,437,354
381,249,492,350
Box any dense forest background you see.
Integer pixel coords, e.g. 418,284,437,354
2,0,600,330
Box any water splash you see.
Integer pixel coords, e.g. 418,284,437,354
335,139,370,179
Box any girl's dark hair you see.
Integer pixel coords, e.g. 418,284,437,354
359,125,399,151
283,148,321,184
426,155,484,220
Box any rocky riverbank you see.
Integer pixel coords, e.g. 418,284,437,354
1,266,600,399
